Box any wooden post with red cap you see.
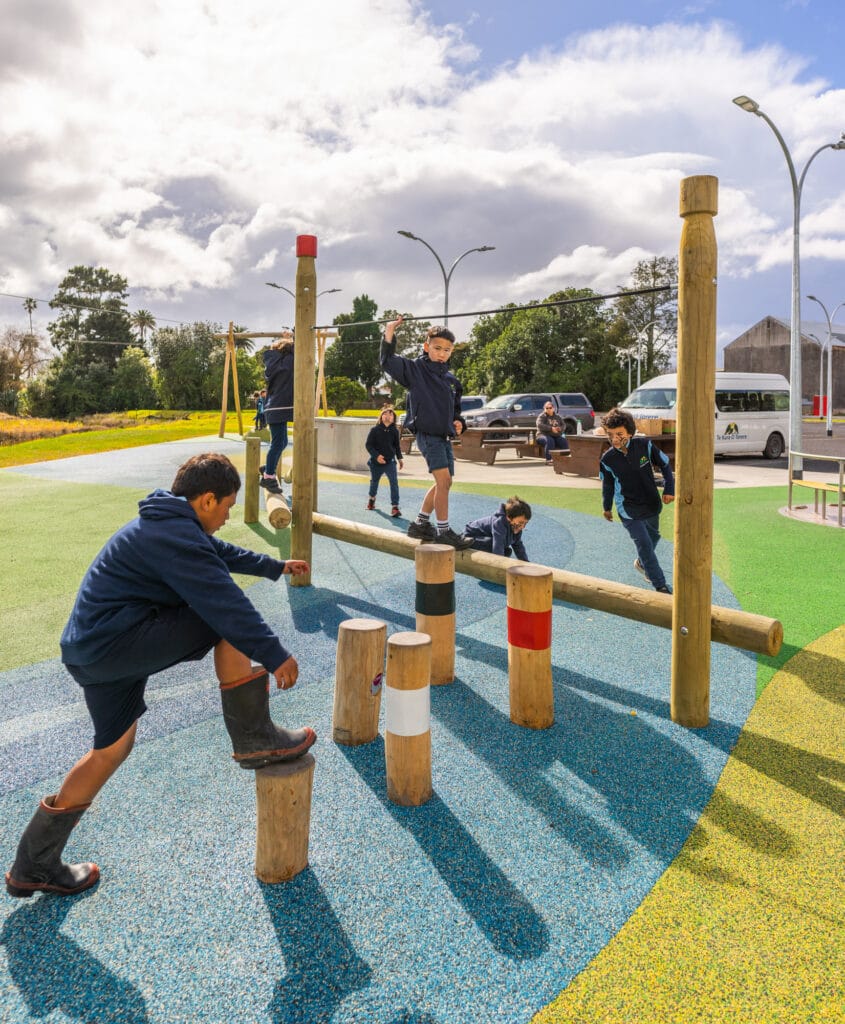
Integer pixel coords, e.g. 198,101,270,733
291,234,317,586
507,563,554,729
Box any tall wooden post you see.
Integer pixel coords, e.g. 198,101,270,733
254,754,315,883
291,235,317,586
244,435,260,524
671,175,719,727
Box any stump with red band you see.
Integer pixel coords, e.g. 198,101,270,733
506,563,554,729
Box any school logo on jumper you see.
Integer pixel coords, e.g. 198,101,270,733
639,455,650,467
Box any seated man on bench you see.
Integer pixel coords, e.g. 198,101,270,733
536,402,569,464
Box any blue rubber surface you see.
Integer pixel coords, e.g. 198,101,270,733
0,440,757,1023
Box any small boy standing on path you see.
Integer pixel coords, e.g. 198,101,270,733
365,406,404,517
5,453,315,899
464,496,531,560
599,408,675,594
536,401,569,463
380,317,473,549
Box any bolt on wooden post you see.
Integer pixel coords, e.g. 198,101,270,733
254,753,316,883
384,632,432,806
507,564,554,729
672,175,718,728
332,618,386,745
414,544,455,685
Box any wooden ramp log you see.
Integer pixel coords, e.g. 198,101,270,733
333,618,386,745
266,492,291,530
254,753,315,883
311,513,783,657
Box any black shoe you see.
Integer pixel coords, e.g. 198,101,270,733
435,527,475,550
259,475,284,496
407,520,436,541
656,585,673,594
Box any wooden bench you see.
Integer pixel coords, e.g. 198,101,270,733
452,427,543,465
788,450,845,526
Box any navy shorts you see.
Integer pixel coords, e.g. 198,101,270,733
65,606,220,749
416,433,455,474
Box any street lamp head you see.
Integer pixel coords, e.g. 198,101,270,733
266,282,282,289
733,95,760,114
319,288,342,296
832,132,845,150
478,246,496,252
807,294,819,302
397,230,418,240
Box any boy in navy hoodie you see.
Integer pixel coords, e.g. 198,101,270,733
5,453,315,899
600,407,675,593
380,317,473,549
464,496,531,560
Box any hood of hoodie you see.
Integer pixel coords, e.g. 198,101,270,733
138,489,201,524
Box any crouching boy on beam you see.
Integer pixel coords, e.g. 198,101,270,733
5,452,316,899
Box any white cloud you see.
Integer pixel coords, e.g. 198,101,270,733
0,2,842,339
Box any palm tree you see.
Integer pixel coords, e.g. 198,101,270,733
130,309,156,347
23,298,36,336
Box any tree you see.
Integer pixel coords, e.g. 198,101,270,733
151,322,220,409
326,295,383,394
48,265,133,366
26,348,114,418
611,256,678,383
110,347,158,411
325,376,367,416
130,309,156,348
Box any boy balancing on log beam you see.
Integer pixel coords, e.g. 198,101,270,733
380,317,474,549
5,453,316,899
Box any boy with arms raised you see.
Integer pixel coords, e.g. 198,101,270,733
380,317,473,549
5,453,315,898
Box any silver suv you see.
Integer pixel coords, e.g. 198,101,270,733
463,392,594,434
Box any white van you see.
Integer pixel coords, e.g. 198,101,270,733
618,372,790,459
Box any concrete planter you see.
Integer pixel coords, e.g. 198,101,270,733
315,416,376,472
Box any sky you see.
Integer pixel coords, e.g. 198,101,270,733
1,0,844,366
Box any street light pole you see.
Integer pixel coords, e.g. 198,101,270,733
636,319,659,388
807,296,845,437
806,334,825,416
733,96,845,476
266,282,341,327
397,231,495,326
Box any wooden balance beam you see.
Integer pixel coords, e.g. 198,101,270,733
311,513,783,658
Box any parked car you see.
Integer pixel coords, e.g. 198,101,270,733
400,394,487,429
462,392,594,434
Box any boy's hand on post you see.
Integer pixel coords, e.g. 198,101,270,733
283,560,310,575
274,655,299,690
603,510,613,521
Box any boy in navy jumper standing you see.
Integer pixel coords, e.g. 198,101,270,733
599,408,675,594
380,317,473,549
5,453,315,899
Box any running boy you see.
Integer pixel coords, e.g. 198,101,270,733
464,496,531,560
380,317,472,549
5,453,315,899
599,408,675,594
